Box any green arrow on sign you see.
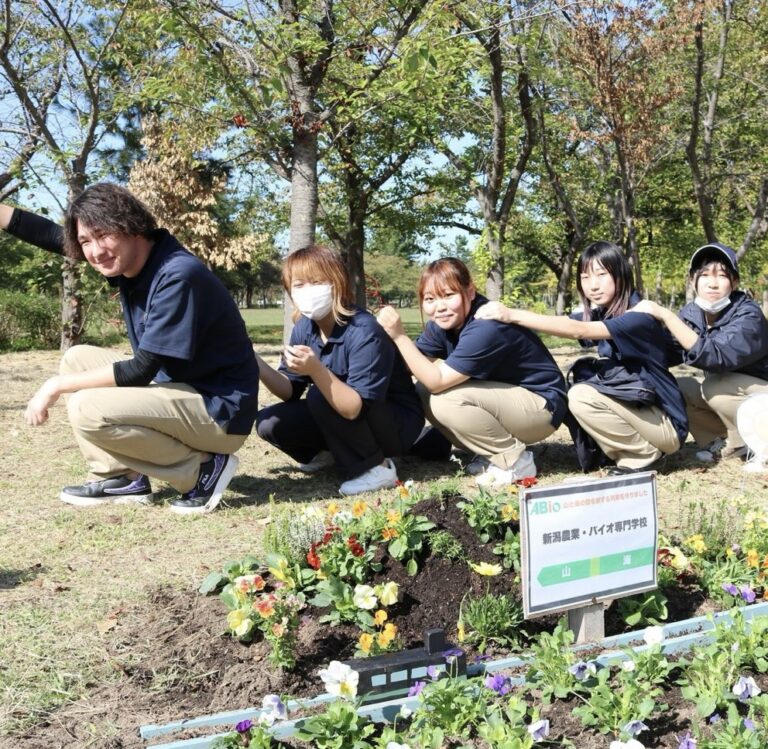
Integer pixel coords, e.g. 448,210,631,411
537,546,655,587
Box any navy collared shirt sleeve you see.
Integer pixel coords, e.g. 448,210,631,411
442,319,517,378
139,276,199,360
415,322,449,359
343,321,394,402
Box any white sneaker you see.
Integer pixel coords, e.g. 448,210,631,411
339,459,398,496
475,451,537,488
297,450,335,473
465,455,491,476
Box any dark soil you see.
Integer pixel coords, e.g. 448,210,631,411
11,495,724,749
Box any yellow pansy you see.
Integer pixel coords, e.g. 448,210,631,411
358,633,374,654
326,501,340,517
747,548,760,568
352,500,368,517
374,609,388,626
386,509,402,523
501,503,519,522
685,534,707,554
457,621,466,642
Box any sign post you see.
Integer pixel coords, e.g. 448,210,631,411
519,472,658,643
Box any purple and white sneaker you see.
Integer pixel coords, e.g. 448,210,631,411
169,453,239,515
59,474,154,506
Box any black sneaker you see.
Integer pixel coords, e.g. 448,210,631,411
59,475,153,506
169,453,239,515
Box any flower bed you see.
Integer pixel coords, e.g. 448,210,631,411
144,488,768,748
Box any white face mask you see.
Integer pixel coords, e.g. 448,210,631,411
694,295,731,314
291,283,334,321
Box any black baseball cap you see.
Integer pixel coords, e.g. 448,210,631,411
688,243,739,276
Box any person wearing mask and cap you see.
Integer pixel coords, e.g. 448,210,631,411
633,243,768,463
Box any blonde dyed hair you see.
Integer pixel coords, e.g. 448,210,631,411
282,245,357,325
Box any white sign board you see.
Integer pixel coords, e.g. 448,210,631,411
520,472,658,618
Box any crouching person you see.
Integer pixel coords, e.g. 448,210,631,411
0,184,259,514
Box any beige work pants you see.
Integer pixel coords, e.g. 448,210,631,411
568,383,680,470
61,345,247,492
677,372,768,449
418,380,556,469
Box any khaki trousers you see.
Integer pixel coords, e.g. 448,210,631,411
568,383,680,470
677,372,768,449
61,345,247,492
418,381,556,469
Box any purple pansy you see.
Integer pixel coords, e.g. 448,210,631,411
235,719,253,734
623,720,648,737
722,582,739,596
709,713,721,724
426,665,441,681
732,675,761,702
484,673,512,696
677,732,697,749
407,680,426,697
740,586,757,603
527,719,550,741
744,718,756,731
568,660,597,681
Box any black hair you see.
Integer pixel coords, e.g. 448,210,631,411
576,241,635,320
63,183,157,260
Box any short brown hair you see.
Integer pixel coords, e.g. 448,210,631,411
282,245,356,324
418,257,474,304
63,183,157,260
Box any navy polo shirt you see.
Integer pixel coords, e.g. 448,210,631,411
111,230,259,435
280,308,423,419
592,312,689,446
415,295,567,428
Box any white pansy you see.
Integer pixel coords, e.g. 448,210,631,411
319,661,359,699
353,584,378,610
643,626,664,646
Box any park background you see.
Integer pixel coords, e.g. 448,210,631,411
1,1,768,747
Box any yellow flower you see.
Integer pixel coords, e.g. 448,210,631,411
383,622,397,635
398,485,410,499
469,561,503,576
352,500,368,517
358,633,374,654
747,548,760,568
374,609,388,626
377,581,399,606
326,501,340,517
377,630,394,647
386,509,401,523
227,609,254,638
382,527,399,540
685,534,707,554
457,621,466,642
501,503,519,522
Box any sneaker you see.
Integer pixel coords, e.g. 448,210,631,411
339,458,398,497
169,453,239,515
60,474,153,506
695,437,747,463
465,455,491,476
475,451,536,488
296,450,335,474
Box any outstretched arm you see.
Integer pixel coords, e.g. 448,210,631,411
256,353,294,401
631,300,698,351
1,205,65,254
25,366,116,426
376,306,469,393
475,301,612,340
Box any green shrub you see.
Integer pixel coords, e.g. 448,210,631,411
0,290,60,351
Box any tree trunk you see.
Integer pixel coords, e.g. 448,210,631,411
60,177,86,351
485,226,504,301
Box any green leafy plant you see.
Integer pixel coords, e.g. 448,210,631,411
458,591,524,652
429,530,464,560
309,577,399,630
410,672,485,738
493,526,521,571
307,525,381,585
677,641,739,718
294,701,376,749
525,618,579,703
199,554,261,596
702,700,768,748
457,488,516,543
378,509,435,576
617,590,669,627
